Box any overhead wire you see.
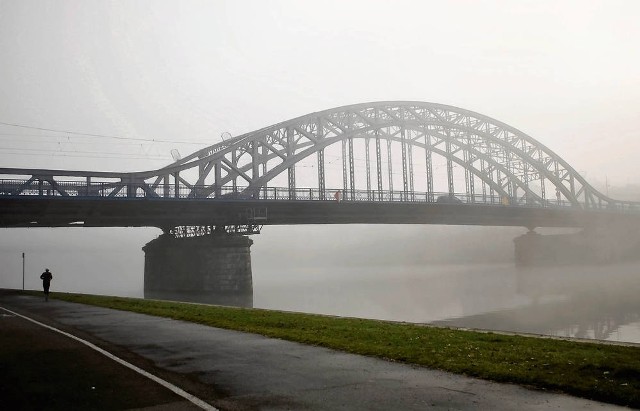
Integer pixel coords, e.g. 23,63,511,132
0,121,456,176
0,146,168,157
0,150,170,161
0,120,212,162
0,121,210,145
0,133,171,147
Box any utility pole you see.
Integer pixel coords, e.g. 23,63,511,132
22,252,25,290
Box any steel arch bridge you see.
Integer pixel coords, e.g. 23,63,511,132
1,101,638,231
159,100,629,209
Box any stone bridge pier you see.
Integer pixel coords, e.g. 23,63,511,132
514,220,640,266
142,229,253,307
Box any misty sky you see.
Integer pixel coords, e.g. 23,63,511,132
0,1,639,296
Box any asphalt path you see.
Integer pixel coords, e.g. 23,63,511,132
0,292,629,410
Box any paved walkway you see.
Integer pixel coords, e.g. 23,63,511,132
0,292,628,410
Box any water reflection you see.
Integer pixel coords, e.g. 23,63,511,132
253,261,640,344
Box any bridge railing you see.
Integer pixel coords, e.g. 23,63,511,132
0,178,122,198
1,178,638,213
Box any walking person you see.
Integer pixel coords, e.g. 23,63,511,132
40,268,53,301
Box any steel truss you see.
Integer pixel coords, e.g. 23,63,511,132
0,101,637,212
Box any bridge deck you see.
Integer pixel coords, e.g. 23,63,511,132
0,196,632,229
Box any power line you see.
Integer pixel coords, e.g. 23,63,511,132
0,121,210,145
0,146,168,157
0,136,165,148
0,133,162,144
0,150,170,161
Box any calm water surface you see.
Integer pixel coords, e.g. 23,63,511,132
253,262,640,344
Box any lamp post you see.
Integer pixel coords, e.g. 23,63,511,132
22,252,25,290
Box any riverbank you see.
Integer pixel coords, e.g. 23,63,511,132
42,291,640,408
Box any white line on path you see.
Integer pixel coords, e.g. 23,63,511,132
0,305,218,411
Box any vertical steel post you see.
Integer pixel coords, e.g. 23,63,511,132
387,137,394,194
232,149,238,193
496,169,503,204
464,149,470,202
22,252,25,290
198,163,205,198
287,126,296,199
401,128,408,200
376,130,382,200
318,149,325,200
408,134,414,200
163,175,170,198
348,137,355,200
375,110,383,201
538,150,546,202
505,148,513,198
261,144,268,178
481,160,487,203
347,112,355,201
489,165,495,203
522,147,529,187
569,174,575,204
463,147,475,203
127,176,134,198
251,141,259,198
469,164,475,203
554,161,561,204
213,165,221,197
425,133,433,202
317,117,326,200
365,137,371,200
446,130,454,196
342,139,348,197
174,172,180,198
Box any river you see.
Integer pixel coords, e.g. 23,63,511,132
253,261,640,344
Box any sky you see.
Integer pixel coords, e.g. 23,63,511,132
0,0,639,296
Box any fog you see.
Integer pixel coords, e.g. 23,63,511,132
0,224,525,295
1,1,640,342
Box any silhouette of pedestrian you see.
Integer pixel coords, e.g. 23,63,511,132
40,268,53,301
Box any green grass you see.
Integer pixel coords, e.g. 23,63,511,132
48,292,640,407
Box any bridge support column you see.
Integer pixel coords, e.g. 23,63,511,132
514,225,640,266
143,232,253,307
514,230,587,266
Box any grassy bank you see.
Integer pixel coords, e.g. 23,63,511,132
49,292,639,408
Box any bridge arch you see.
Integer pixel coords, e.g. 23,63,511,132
147,101,614,208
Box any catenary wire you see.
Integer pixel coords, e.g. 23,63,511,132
0,121,210,145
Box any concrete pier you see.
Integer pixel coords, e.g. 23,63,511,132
514,230,586,266
143,232,253,307
514,224,640,266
